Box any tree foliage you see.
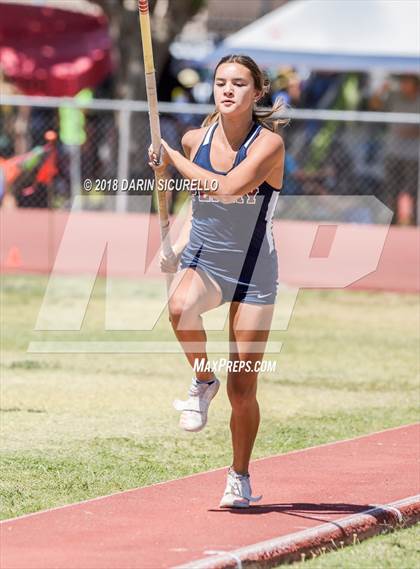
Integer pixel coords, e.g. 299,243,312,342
92,0,206,98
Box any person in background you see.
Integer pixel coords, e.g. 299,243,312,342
271,67,301,108
370,74,420,224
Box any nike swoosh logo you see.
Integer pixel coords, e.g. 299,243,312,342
257,293,272,299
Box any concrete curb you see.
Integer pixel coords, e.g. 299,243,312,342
175,494,420,569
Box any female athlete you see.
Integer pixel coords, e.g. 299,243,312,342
148,55,286,508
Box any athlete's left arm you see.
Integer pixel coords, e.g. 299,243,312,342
222,134,285,197
162,133,284,198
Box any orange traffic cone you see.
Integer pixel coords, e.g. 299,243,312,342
397,191,414,225
5,246,22,268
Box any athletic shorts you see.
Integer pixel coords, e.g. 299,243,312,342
179,248,278,306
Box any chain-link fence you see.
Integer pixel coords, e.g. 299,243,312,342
1,95,419,224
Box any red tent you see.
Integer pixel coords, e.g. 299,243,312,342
0,1,112,96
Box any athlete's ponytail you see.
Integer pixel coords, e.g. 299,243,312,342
202,54,290,132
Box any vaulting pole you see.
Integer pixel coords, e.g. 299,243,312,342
137,0,174,272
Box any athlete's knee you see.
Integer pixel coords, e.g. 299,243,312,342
227,381,258,412
168,296,188,321
168,294,199,324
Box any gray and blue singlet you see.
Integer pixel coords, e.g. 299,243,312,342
180,121,281,305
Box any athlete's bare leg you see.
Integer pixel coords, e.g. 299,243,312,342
168,268,223,381
227,302,275,475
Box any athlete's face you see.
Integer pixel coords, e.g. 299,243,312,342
214,63,261,116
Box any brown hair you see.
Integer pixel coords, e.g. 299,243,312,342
202,54,289,132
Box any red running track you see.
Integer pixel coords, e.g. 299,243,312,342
1,424,419,569
1,209,419,293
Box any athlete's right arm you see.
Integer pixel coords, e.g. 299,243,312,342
172,199,192,257
171,130,196,256
157,130,196,273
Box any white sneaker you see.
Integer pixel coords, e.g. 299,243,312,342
219,467,262,508
173,377,220,432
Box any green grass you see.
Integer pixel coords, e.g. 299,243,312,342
1,274,419,566
288,523,420,568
